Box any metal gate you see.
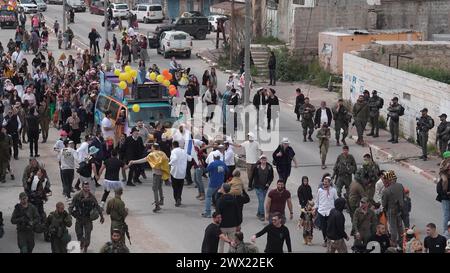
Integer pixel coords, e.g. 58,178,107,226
265,8,279,37
167,0,180,20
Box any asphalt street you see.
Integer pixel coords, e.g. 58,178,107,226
0,5,443,253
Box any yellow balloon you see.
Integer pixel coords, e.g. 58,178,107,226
114,69,121,76
119,73,127,81
149,72,157,81
132,104,140,113
163,80,171,87
131,70,138,78
156,75,165,83
125,66,132,73
118,81,127,89
126,77,133,84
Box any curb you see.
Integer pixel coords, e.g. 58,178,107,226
196,52,218,67
45,18,87,53
350,135,438,183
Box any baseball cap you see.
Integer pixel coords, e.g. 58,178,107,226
420,108,428,113
439,113,447,118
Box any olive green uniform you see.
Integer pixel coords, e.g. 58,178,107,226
332,153,357,197
299,103,315,141
416,115,434,158
38,104,51,142
367,95,383,136
332,104,351,144
352,101,369,144
99,241,130,253
387,103,403,142
436,120,450,156
11,203,40,253
348,180,366,220
46,210,72,253
316,127,330,166
354,162,380,202
352,207,377,244
106,196,128,245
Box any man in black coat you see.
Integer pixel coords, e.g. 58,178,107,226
326,197,349,253
216,183,240,253
314,101,332,128
124,127,145,186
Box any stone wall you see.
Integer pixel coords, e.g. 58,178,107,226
359,41,450,71
342,52,450,143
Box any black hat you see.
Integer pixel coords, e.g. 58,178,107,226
130,127,139,133
439,113,447,118
372,90,377,94
420,108,428,113
392,97,399,101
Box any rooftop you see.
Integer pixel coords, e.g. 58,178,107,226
374,40,450,45
321,28,419,37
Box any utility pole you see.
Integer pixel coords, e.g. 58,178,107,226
244,0,251,136
104,0,110,66
62,0,67,32
230,0,235,67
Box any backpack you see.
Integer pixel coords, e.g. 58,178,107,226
398,105,405,116
429,117,435,130
77,160,91,177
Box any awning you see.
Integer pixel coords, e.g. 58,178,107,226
210,1,245,16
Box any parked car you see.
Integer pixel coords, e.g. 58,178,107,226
155,16,210,40
35,0,47,11
65,0,85,12
18,0,38,14
110,3,128,19
0,8,18,29
208,14,227,32
180,10,203,17
47,0,63,4
131,3,163,23
90,0,104,15
157,30,192,58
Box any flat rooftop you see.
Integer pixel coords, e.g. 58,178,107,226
374,40,450,45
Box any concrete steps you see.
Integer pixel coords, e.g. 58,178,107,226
250,44,270,77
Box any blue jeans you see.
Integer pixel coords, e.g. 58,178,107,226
255,188,267,217
204,185,219,216
194,168,205,194
442,200,450,237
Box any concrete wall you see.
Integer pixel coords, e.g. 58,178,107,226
319,31,423,74
359,41,450,71
290,0,450,55
342,53,450,143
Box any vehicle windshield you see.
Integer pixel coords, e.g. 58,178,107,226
128,106,172,127
35,0,44,3
21,0,34,4
173,34,187,40
116,4,128,9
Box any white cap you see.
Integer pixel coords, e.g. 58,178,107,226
212,150,222,158
193,139,204,147
247,132,255,140
281,137,290,144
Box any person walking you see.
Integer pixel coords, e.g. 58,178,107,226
316,123,331,169
265,180,294,222
45,202,72,253
381,170,405,247
202,152,228,217
352,95,369,146
352,197,377,245
97,149,127,208
294,88,305,121
299,97,315,142
332,99,351,146
436,156,450,237
251,212,292,253
26,107,40,157
100,229,130,253
416,108,435,161
76,146,98,194
223,140,235,181
316,176,338,247
123,127,145,186
69,181,105,253
216,183,240,253
170,141,188,207
106,188,128,245
248,154,274,221
11,192,40,253
367,90,384,137
423,223,448,253
332,145,357,198
2,108,21,160
59,140,76,202
436,114,450,157
272,137,298,183
38,100,50,143
268,51,276,86
387,97,405,144
232,132,261,186
129,143,170,212
297,176,313,209
314,101,332,129
201,212,234,253
53,20,59,37
326,197,350,253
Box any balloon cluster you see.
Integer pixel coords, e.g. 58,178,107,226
147,69,177,97
114,65,138,90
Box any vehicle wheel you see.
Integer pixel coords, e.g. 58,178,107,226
196,30,206,40
211,26,215,32
163,48,170,59
185,50,191,58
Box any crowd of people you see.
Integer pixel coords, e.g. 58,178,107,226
1,10,450,255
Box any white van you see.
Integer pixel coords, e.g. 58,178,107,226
66,0,86,12
110,3,129,19
157,30,192,58
132,4,163,23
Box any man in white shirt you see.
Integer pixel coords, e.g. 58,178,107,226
224,140,235,180
316,176,338,247
205,142,224,165
11,47,24,66
232,132,261,186
59,140,77,201
101,110,115,142
373,170,386,214
169,141,189,207
314,101,332,129
22,86,36,106
172,124,190,149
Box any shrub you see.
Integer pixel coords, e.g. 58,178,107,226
254,36,284,45
378,116,387,130
401,64,450,84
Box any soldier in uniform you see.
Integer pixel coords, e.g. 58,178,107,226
69,181,105,253
367,90,384,137
436,113,450,157
416,108,435,161
316,123,331,169
332,99,350,146
299,97,315,142
387,97,404,144
106,188,128,245
352,95,369,146
332,145,357,198
354,154,380,202
11,192,40,253
46,202,72,253
100,229,130,253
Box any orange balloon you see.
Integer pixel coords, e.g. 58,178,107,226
169,85,176,90
169,88,177,96
166,73,173,81
162,69,169,76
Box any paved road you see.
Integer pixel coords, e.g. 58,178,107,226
0,7,443,253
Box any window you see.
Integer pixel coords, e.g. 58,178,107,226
115,4,128,10
149,5,162,11
138,6,146,11
292,0,315,7
321,43,332,55
173,34,187,40
109,100,120,119
96,95,110,113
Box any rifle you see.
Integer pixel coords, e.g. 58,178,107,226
123,222,131,245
